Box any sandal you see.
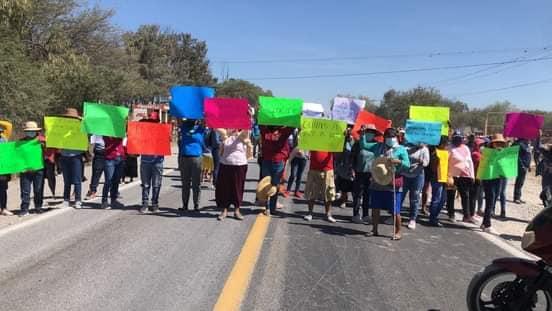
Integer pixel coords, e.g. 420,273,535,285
234,212,244,220
392,233,402,241
217,210,227,221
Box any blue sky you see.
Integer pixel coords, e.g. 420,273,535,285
94,0,552,111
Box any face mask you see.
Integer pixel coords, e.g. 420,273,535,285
385,137,397,147
364,133,375,141
24,131,36,138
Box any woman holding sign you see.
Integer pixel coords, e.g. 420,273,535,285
216,129,253,220
481,134,508,233
0,125,13,216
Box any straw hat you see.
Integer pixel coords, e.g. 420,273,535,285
362,123,383,135
371,157,394,186
491,133,506,143
63,108,81,120
256,176,277,202
23,121,42,132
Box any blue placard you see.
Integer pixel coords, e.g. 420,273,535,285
405,120,442,146
169,86,215,119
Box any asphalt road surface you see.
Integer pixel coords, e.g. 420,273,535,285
0,163,509,311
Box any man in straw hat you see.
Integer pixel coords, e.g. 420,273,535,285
368,128,410,240
303,150,337,223
0,124,14,216
18,121,45,216
481,133,508,233
58,108,85,209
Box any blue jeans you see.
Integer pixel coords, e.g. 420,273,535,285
429,181,447,224
287,157,307,193
352,172,371,217
102,157,123,203
141,161,163,205
402,173,425,221
482,179,501,227
20,170,44,211
60,155,83,202
261,160,284,212
498,177,507,213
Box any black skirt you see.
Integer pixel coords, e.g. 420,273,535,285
215,164,248,209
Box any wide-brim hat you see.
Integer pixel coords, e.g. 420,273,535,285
23,121,42,132
62,108,81,120
256,176,277,201
371,157,394,186
363,123,383,136
491,133,506,143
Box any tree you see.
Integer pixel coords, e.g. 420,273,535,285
215,78,273,109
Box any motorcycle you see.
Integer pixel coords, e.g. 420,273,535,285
467,207,552,310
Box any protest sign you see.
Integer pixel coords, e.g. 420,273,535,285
436,149,449,183
44,116,88,151
503,112,544,140
0,120,13,140
331,97,365,124
410,105,450,135
477,146,519,180
303,102,325,118
351,111,392,141
405,120,442,146
0,139,44,174
257,96,303,128
126,121,172,156
298,117,347,152
204,98,251,130
169,86,215,119
82,102,129,138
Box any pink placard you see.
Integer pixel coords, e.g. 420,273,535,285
204,98,251,130
503,112,544,140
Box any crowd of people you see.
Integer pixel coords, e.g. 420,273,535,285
1,108,552,243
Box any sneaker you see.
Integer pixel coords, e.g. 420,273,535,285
139,205,148,214
263,209,271,217
362,216,372,225
352,215,363,224
0,209,14,216
294,192,303,199
481,225,497,234
514,199,522,204
85,191,96,200
101,202,111,210
62,201,70,208
193,204,200,211
151,205,160,213
18,210,30,217
339,202,346,209
303,214,313,221
407,220,416,230
74,201,82,209
276,202,284,209
34,208,44,214
326,215,337,223
429,221,443,228
448,216,457,223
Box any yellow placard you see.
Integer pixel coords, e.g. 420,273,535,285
298,117,347,152
0,120,13,140
436,149,449,183
410,105,450,135
44,116,88,151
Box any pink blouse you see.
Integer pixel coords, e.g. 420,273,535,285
448,144,475,179
220,136,248,166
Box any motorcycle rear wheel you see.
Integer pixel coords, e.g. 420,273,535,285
467,264,552,311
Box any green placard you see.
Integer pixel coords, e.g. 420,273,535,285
298,117,347,152
410,105,450,135
0,139,44,174
257,96,303,128
82,102,129,138
477,145,519,180
45,116,89,151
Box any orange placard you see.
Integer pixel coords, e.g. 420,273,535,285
127,121,172,156
351,111,392,141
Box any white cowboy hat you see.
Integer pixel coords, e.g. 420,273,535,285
256,176,277,202
371,157,394,186
23,121,42,132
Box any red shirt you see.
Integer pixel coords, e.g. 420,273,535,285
309,151,334,171
260,126,293,162
104,137,125,160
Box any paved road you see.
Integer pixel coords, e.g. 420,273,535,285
0,162,509,311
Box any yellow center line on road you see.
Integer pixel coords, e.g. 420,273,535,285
213,213,271,311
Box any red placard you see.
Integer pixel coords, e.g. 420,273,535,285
127,121,172,156
351,111,392,141
204,98,251,130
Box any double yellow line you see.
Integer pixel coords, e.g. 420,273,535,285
213,214,271,311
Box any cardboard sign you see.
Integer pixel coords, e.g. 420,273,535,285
351,111,392,141
44,116,89,151
503,112,544,140
298,117,347,152
82,102,129,138
257,96,303,128
0,139,44,174
436,149,449,183
477,146,519,180
405,120,442,146
169,86,215,119
303,102,325,118
204,98,251,130
410,105,450,135
126,122,172,156
331,97,365,125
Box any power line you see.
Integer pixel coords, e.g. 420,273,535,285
453,77,552,97
240,56,552,80
211,46,548,64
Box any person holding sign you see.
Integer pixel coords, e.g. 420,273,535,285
512,138,531,204
215,129,253,221
481,134,509,233
101,137,125,210
428,136,450,227
18,121,45,217
303,150,337,223
179,119,206,212
259,126,294,216
401,142,429,230
139,115,166,214
0,125,13,216
448,131,476,224
369,128,410,240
